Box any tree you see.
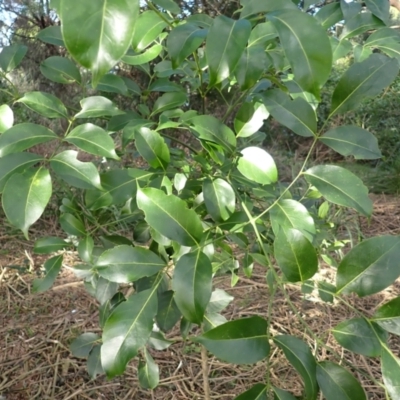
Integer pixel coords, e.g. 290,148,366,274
1,0,400,398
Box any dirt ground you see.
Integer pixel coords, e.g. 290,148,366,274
0,194,399,400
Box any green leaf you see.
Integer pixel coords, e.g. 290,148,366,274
101,288,158,378
137,187,203,246
248,22,278,48
95,277,119,305
240,0,297,19
87,345,104,378
95,245,165,283
318,281,335,303
122,45,163,66
59,213,86,237
317,362,366,400
274,335,317,400
341,0,361,20
315,3,344,29
34,237,69,254
60,0,139,86
365,0,390,23
0,123,57,157
65,123,119,160
341,12,384,40
172,250,212,324
373,297,400,335
151,92,187,116
40,56,81,84
274,228,318,282
303,165,372,217
96,74,128,95
270,199,315,243
0,152,43,193
207,289,234,314
237,146,278,185
107,112,141,131
135,127,170,170
261,89,316,137
167,23,207,69
203,178,235,222
78,236,94,263
153,0,180,13
234,101,269,138
193,316,269,364
17,91,68,119
37,26,64,46
272,387,297,400
320,126,381,160
32,254,63,292
330,38,353,63
70,333,99,358
3,167,52,239
0,104,13,133
382,346,400,399
206,16,251,87
132,10,168,51
148,330,174,350
75,96,123,118
268,9,332,97
336,235,400,296
330,54,399,117
156,290,181,332
50,150,102,190
333,318,387,357
235,384,267,400
0,44,27,72
365,28,400,60
138,348,159,389
189,115,236,154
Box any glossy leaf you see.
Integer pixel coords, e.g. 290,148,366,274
17,91,68,119
237,146,278,185
172,251,212,324
234,101,269,138
167,23,207,68
34,237,69,254
151,92,187,116
0,44,27,72
95,245,165,283
137,187,203,246
78,236,94,263
0,123,57,157
32,254,63,293
75,96,123,119
65,123,119,160
373,297,400,335
240,0,296,19
0,105,13,133
3,168,52,239
303,165,372,216
274,228,318,282
40,56,81,84
333,318,387,357
101,288,158,378
274,335,317,400
193,316,269,364
365,27,400,60
59,213,86,237
320,126,381,160
268,9,332,97
270,199,316,243
203,178,235,222
317,362,366,400
330,54,399,117
135,127,170,169
336,235,400,296
37,26,64,46
70,333,99,358
50,150,102,190
96,74,128,95
261,89,316,137
382,346,400,399
60,0,139,85
235,384,267,400
138,348,159,389
156,290,181,332
206,16,251,87
122,45,163,66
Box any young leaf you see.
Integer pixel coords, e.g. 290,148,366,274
320,126,381,160
206,16,251,87
268,9,332,97
317,362,366,400
381,346,400,399
65,123,119,160
0,104,13,133
303,165,372,217
95,245,166,283
17,91,68,119
32,254,63,293
332,318,387,357
70,333,99,358
274,335,318,400
137,187,203,246
156,290,181,332
235,384,267,400
274,228,318,282
37,26,64,46
75,96,123,118
203,178,235,222
101,288,158,378
234,101,269,138
40,56,81,84
122,45,163,66
237,146,278,185
3,167,52,239
373,297,400,335
0,44,27,72
151,92,187,116
172,251,212,324
330,54,399,117
138,348,159,389
50,150,102,190
34,237,69,254
0,123,57,157
336,235,400,296
193,316,269,364
60,0,139,85
135,127,170,169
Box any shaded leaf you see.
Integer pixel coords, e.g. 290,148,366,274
40,56,81,84
272,387,297,400
235,384,267,400
37,26,64,46
96,74,128,95
59,213,86,237
32,254,63,292
373,297,400,336
135,127,170,169
0,44,27,72
34,237,69,254
341,12,384,40
156,290,181,332
87,345,104,379
17,91,68,119
138,348,159,389
151,92,187,116
382,346,400,399
240,0,296,19
0,104,13,133
70,333,99,358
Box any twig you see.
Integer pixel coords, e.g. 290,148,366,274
201,345,211,400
